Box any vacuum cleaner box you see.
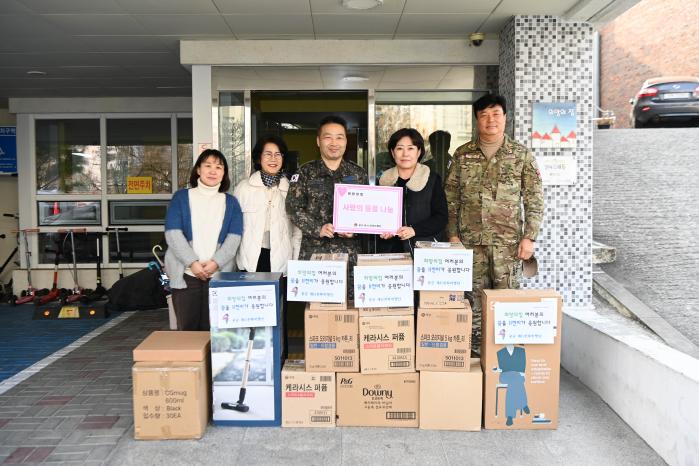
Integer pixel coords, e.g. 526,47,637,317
336,372,419,427
481,289,563,430
304,305,359,372
419,359,482,431
418,290,468,308
131,331,211,440
132,360,209,440
359,315,414,374
209,272,284,427
281,360,335,428
416,305,472,371
307,252,348,311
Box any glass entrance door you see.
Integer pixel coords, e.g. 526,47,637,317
250,91,368,177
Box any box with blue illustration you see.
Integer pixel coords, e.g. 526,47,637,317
209,272,284,426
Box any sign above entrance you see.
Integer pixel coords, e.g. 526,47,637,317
333,184,402,235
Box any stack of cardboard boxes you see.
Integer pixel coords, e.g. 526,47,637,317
414,242,482,431
339,253,419,428
131,246,564,437
132,331,211,439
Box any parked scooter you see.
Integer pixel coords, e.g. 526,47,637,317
81,233,107,303
106,227,128,280
61,229,91,304
13,228,43,305
34,235,63,306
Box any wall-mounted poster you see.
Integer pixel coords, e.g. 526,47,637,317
531,103,577,148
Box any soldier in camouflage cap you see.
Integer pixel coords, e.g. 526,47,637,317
286,115,368,277
444,94,544,353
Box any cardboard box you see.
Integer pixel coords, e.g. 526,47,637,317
133,331,211,362
481,289,563,430
304,305,359,373
281,360,335,428
359,315,414,374
357,304,414,317
308,252,348,310
133,361,209,440
416,305,472,371
336,372,419,427
419,359,482,431
355,253,414,308
132,331,211,440
356,252,412,267
209,272,284,427
418,290,468,308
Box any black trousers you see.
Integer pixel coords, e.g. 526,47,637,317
171,274,210,331
256,248,271,272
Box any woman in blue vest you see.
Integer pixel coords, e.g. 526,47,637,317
164,149,243,331
377,128,448,254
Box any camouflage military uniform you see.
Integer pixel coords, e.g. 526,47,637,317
286,158,368,265
444,134,544,353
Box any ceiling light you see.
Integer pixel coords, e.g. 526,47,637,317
26,70,47,76
342,75,369,82
341,0,383,10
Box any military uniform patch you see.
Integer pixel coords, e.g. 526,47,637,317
290,174,299,183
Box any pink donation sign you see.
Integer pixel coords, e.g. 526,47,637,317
332,183,403,235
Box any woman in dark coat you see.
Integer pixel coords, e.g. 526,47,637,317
377,128,448,254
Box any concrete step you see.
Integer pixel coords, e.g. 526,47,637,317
592,240,616,264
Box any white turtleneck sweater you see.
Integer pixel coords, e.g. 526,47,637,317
185,181,226,276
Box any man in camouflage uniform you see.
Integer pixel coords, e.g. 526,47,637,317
286,115,368,271
444,94,544,353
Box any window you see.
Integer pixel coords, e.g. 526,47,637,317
35,119,101,194
108,232,166,264
38,201,101,226
106,118,172,194
177,118,193,189
109,201,168,225
375,91,484,180
30,114,190,266
218,92,246,189
38,231,99,265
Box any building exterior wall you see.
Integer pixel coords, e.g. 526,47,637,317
0,109,18,285
499,16,595,308
599,0,699,127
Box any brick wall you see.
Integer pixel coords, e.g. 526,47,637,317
599,0,699,127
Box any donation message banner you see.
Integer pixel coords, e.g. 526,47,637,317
209,284,278,328
286,260,347,303
332,184,403,235
353,264,413,308
413,246,473,291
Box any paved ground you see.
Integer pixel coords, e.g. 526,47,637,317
0,308,664,465
0,305,114,382
594,127,699,346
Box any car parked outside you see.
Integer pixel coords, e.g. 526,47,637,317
629,76,699,128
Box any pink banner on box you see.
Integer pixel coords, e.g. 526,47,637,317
332,184,403,234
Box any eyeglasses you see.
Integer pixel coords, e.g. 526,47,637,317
262,152,283,159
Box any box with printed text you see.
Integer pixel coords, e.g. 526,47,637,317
281,360,335,428
359,314,414,374
304,304,359,373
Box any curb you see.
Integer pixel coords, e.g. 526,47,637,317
592,267,699,358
